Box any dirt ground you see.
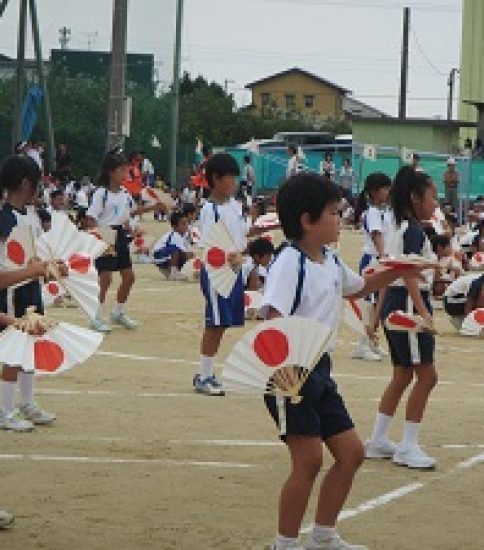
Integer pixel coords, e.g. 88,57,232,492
1,220,484,550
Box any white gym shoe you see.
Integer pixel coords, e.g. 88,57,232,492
194,375,225,396
19,402,56,425
110,312,138,330
270,541,304,550
0,410,34,432
365,438,397,459
351,344,381,362
306,531,368,549
392,444,436,469
168,271,188,281
0,510,14,529
90,318,112,333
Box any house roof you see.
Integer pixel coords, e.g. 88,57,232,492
343,96,388,118
245,67,351,95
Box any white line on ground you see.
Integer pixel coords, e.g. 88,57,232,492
169,439,283,447
0,453,262,469
456,453,484,469
442,444,484,449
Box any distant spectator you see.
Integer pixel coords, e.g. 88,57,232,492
240,155,256,198
443,157,460,213
26,140,43,173
338,158,354,200
286,145,301,178
141,151,155,187
55,143,72,184
319,152,336,181
473,138,483,158
411,153,423,172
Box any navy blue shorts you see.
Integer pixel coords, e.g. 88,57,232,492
95,226,132,273
359,253,378,304
264,355,354,442
200,265,244,328
154,245,187,271
382,287,434,367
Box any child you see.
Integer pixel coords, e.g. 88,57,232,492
352,172,393,361
431,234,463,297
366,167,439,469
195,153,266,396
49,189,66,213
182,203,198,247
86,148,162,333
241,237,274,291
152,211,193,280
0,155,60,431
465,273,484,314
443,274,482,330
262,173,421,550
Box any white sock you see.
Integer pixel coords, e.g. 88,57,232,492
170,266,178,276
358,335,370,349
96,303,105,321
112,302,124,316
274,534,300,549
200,355,214,379
402,421,420,448
2,381,16,415
18,372,34,405
371,412,393,443
311,525,336,544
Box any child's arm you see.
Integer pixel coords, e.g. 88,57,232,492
349,266,423,301
464,293,476,316
266,306,283,320
403,275,433,326
246,269,261,291
0,261,48,291
371,231,385,258
246,224,280,238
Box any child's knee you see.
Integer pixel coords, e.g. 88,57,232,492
335,440,365,471
393,371,413,390
293,451,323,480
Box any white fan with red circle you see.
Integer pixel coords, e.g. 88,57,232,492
254,212,279,229
0,312,103,375
244,291,263,319
35,216,105,319
223,317,333,403
384,311,433,333
42,280,66,307
5,224,36,272
379,255,439,270
460,309,484,337
131,233,154,254
344,298,369,336
141,187,176,210
87,228,116,255
470,252,484,271
202,220,240,298
190,226,201,246
181,257,203,280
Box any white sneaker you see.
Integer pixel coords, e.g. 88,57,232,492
392,444,436,469
351,344,381,362
0,510,14,529
194,375,225,396
365,438,397,459
19,402,56,425
306,532,368,549
0,410,34,432
168,271,188,281
110,312,138,330
90,318,112,333
271,541,304,550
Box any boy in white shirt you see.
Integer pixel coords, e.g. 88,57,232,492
263,173,423,550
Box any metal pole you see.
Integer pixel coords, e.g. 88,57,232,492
398,7,410,119
169,0,184,189
0,0,10,18
107,0,128,150
29,0,55,173
447,68,458,121
13,0,28,149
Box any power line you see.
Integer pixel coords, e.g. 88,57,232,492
411,27,447,77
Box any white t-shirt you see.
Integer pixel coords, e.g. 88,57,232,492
199,198,247,252
261,246,364,351
286,155,300,178
181,187,197,204
153,230,187,254
444,273,481,303
76,189,89,208
87,187,134,227
241,257,256,287
362,205,393,256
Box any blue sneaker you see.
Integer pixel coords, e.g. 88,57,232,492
194,375,225,396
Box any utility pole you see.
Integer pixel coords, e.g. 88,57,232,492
107,0,128,150
169,0,184,189
58,26,71,49
0,0,9,18
398,7,410,119
224,79,234,95
13,0,28,148
447,68,459,121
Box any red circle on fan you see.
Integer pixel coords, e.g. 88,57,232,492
381,260,414,270
34,340,65,372
206,247,226,268
47,282,60,296
474,309,484,325
6,240,25,266
193,258,202,270
475,253,483,263
134,237,144,247
389,313,417,328
262,234,273,242
253,328,289,367
244,293,252,306
68,254,91,274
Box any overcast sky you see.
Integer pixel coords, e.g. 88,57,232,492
0,0,462,118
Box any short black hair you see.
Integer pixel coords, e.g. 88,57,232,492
50,189,63,200
37,208,52,224
248,237,275,258
182,203,196,216
431,234,450,254
0,154,40,193
277,173,341,240
205,153,240,188
170,210,186,228
98,147,129,186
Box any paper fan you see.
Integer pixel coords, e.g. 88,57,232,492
5,224,36,270
131,234,154,253
181,257,203,280
470,252,484,271
344,298,369,336
202,220,239,298
244,291,263,319
460,309,484,337
223,317,333,403
254,212,279,229
190,226,201,245
0,314,103,374
384,311,432,333
141,187,176,209
42,280,66,308
380,255,439,270
87,228,116,254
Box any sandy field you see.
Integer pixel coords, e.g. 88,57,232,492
1,219,483,550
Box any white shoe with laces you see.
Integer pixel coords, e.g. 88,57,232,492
90,318,112,333
351,344,381,362
0,410,34,432
19,402,56,425
270,541,304,550
392,444,436,469
365,438,397,459
110,312,139,330
305,532,368,549
0,510,14,529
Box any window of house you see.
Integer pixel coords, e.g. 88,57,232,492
304,95,315,108
261,92,272,107
285,94,296,109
